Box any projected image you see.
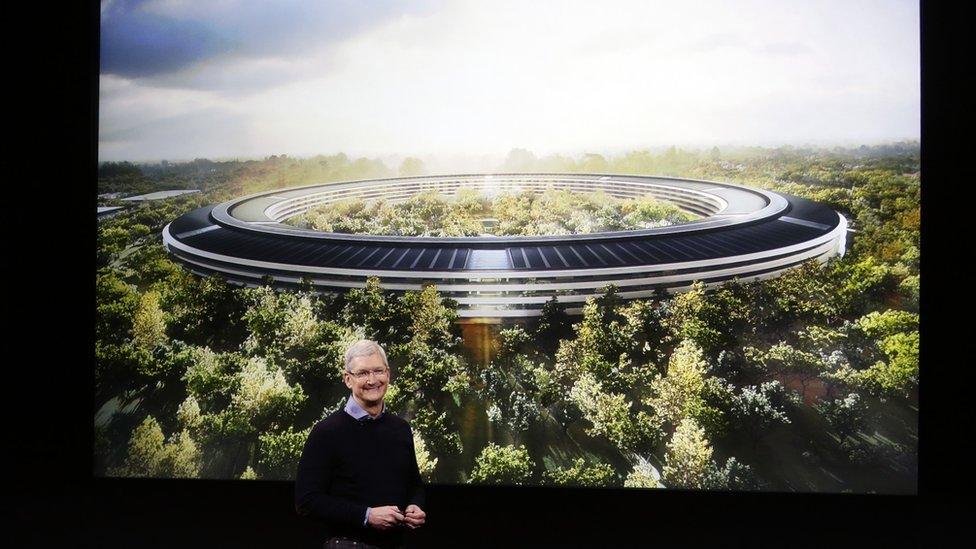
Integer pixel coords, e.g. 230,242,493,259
95,1,919,494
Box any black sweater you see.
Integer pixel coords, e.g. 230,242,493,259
294,410,425,545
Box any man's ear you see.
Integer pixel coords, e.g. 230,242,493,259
342,372,354,390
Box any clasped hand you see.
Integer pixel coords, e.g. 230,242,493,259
368,504,426,530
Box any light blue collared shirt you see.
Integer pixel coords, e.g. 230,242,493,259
343,395,384,421
343,395,384,526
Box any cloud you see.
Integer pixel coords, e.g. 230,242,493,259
100,104,253,161
101,0,232,77
98,0,920,162
101,0,436,86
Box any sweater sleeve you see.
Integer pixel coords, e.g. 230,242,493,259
294,421,369,528
405,424,426,509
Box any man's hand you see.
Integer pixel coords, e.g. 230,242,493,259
367,506,404,530
403,504,426,529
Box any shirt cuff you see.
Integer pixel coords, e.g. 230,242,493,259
363,507,371,527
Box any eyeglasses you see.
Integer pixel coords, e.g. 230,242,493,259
347,368,389,380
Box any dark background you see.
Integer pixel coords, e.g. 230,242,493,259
8,1,970,546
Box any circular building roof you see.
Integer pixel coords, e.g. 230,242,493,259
164,173,846,317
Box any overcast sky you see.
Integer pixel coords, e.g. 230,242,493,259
99,0,920,162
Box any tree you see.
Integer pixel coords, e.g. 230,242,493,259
579,153,609,173
413,431,438,481
533,296,572,356
183,347,242,410
543,457,617,487
659,418,755,490
816,392,868,444
124,242,182,286
402,284,461,350
190,355,306,477
554,296,630,393
706,457,757,491
745,342,827,401
164,430,203,478
502,148,537,172
644,339,722,434
238,287,348,402
766,257,892,324
469,443,534,485
241,287,310,356
661,281,746,358
828,341,915,400
898,275,919,311
96,270,140,346
859,331,918,398
619,299,670,376
388,285,468,406
94,344,147,406
595,284,624,324
854,310,918,339
130,342,204,435
829,310,919,399
662,418,714,490
97,225,132,265
112,415,166,477
624,456,663,488
411,407,462,461
764,260,844,323
344,277,399,341
177,395,203,431
480,328,544,437
398,157,426,177
258,426,311,479
132,290,167,350
729,381,793,448
111,416,201,478
281,319,347,390
834,256,894,315
230,357,306,433
569,373,657,452
490,392,540,434
160,271,249,350
392,338,468,406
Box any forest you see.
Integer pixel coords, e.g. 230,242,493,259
95,143,919,493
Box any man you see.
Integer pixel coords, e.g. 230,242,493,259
295,340,427,549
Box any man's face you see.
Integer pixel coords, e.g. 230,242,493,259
343,353,389,407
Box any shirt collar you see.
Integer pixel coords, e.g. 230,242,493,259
344,395,384,420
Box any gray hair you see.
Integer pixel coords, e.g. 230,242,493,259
344,339,388,372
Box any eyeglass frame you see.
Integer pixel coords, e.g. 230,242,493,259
345,367,390,381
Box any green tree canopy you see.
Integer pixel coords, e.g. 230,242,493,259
543,457,617,487
644,339,724,435
398,157,427,177
132,290,167,351
258,425,310,479
816,392,869,444
662,418,714,489
111,416,201,478
469,443,534,485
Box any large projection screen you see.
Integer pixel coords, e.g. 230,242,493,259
95,0,919,495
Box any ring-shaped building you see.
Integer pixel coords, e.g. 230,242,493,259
163,174,847,318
